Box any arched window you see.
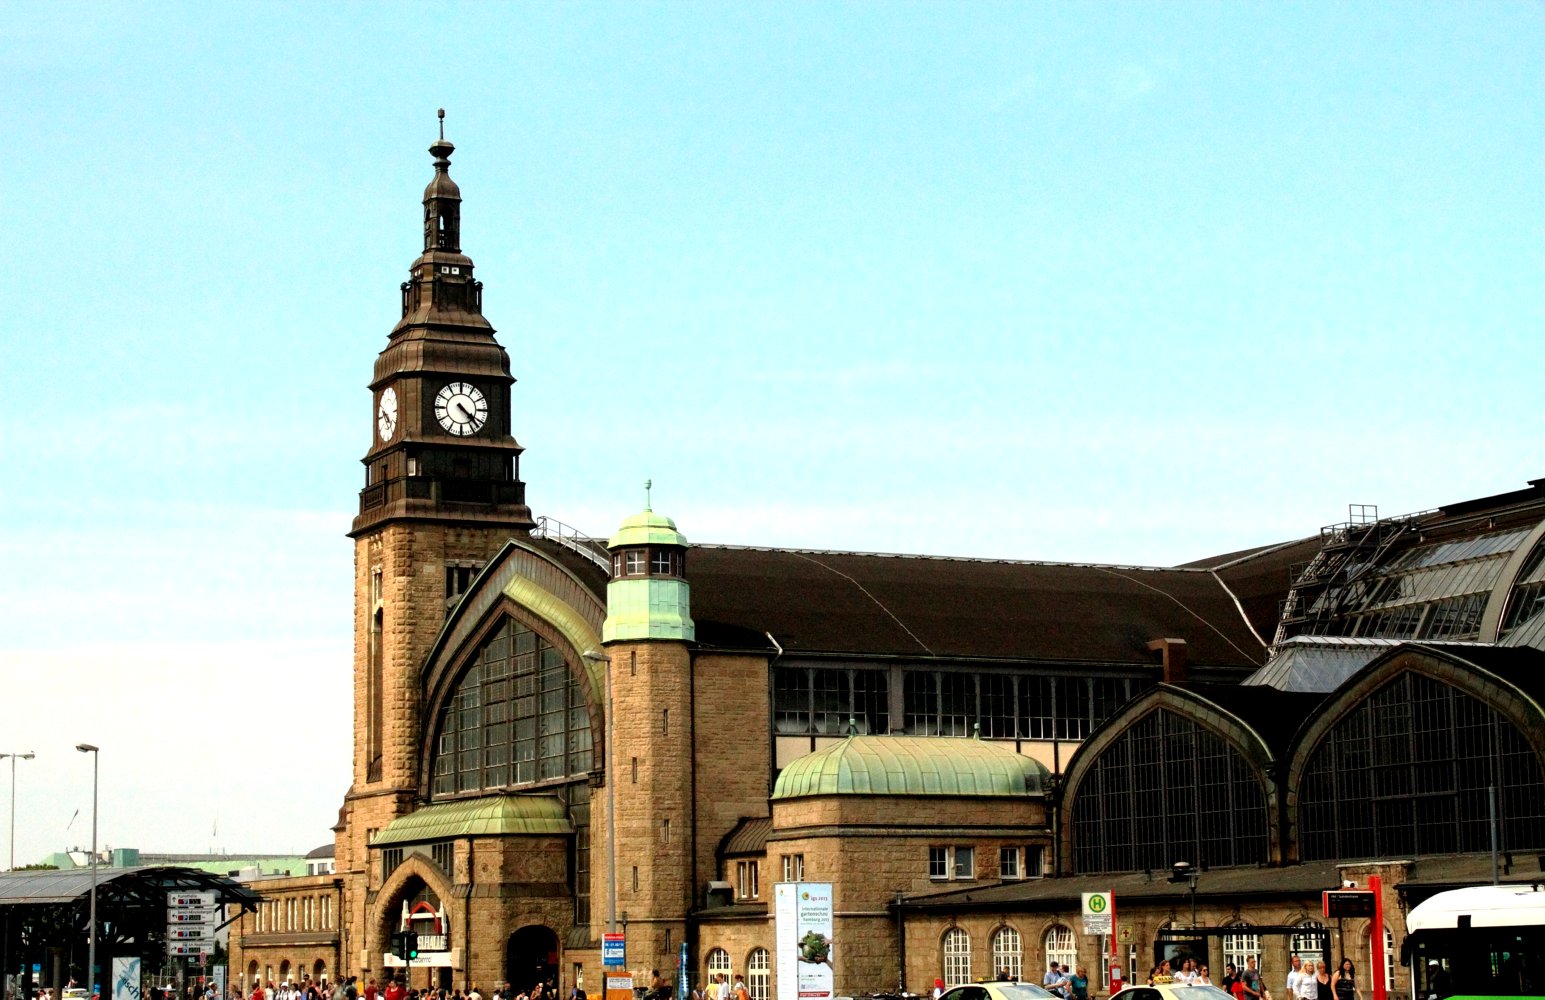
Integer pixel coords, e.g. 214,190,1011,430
1297,671,1545,860
705,949,731,987
432,616,593,796
1290,920,1325,958
943,928,971,986
747,948,770,1000
991,927,1022,982
1043,925,1076,976
1071,708,1268,872
1222,924,1260,975
1366,925,1395,992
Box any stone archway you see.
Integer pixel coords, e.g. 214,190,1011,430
506,926,559,994
247,961,259,985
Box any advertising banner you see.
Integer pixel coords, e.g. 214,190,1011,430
774,883,833,1000
112,957,142,1000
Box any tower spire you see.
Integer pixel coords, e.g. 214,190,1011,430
424,108,461,252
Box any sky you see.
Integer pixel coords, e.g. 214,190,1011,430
1,2,1542,866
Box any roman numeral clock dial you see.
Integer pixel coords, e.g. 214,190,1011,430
434,381,488,436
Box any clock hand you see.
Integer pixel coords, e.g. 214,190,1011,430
456,402,474,420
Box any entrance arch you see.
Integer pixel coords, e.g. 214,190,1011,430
506,926,559,993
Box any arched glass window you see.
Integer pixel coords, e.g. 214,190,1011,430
943,928,971,986
432,616,593,796
1222,923,1260,973
747,948,770,1000
1298,671,1545,860
1366,926,1394,993
1290,919,1325,957
991,927,1022,982
1071,708,1268,872
1044,925,1076,975
705,949,731,985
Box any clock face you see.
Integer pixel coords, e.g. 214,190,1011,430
377,386,399,441
434,381,488,436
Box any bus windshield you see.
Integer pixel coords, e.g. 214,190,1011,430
1403,885,1545,998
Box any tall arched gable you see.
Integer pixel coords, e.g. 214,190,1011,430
1285,644,1545,863
1060,685,1277,873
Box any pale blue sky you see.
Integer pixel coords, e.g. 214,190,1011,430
2,3,1541,861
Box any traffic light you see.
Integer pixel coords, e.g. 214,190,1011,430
392,931,420,961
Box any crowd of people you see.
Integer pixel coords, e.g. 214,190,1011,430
240,975,565,1000
1137,953,1364,1000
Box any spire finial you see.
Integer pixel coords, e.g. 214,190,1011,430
438,108,445,141
644,479,653,511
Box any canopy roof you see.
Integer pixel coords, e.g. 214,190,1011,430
371,795,572,847
0,865,261,907
772,734,1048,799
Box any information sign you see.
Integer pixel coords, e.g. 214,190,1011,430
605,974,633,1000
1323,889,1376,918
602,933,625,968
1081,892,1113,935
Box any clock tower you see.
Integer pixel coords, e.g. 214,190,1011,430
338,114,536,966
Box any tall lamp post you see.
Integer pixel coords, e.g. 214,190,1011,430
75,745,99,997
1,752,36,872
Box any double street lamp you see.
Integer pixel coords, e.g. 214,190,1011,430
0,752,36,871
76,745,99,997
1168,861,1200,929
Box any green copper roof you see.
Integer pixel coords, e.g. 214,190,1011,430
603,577,695,642
608,509,689,549
370,795,572,847
771,735,1050,799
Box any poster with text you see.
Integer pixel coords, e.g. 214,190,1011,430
112,957,141,1000
774,883,833,1000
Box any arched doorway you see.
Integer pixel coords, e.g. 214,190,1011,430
313,960,327,983
247,961,259,985
506,926,559,993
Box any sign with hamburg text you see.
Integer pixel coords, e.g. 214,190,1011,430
1081,892,1113,935
602,932,625,968
1323,889,1376,918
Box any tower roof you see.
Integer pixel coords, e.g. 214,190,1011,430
771,734,1049,799
607,508,689,549
424,108,461,202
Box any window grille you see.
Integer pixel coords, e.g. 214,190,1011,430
991,927,1022,981
1070,708,1268,873
381,848,403,880
1298,671,1545,860
571,783,591,926
1043,925,1076,975
929,847,949,880
748,949,770,1000
999,847,1020,879
431,841,454,875
705,950,731,985
772,666,888,735
942,928,971,986
431,617,592,796
737,860,759,899
1221,924,1261,974
1367,925,1394,991
782,854,804,882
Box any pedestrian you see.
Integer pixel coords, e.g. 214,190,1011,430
1331,961,1360,1000
1069,967,1089,1000
1286,957,1303,1000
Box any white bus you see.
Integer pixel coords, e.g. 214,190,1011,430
1402,884,1545,999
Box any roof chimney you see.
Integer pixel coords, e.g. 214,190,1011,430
1148,638,1189,684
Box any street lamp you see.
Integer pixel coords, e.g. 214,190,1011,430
76,744,99,997
1168,861,1199,929
0,752,36,871
581,650,617,937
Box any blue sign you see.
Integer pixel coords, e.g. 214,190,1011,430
602,933,625,968
676,943,689,1000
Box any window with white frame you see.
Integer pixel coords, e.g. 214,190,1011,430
1291,919,1326,956
930,846,976,880
1000,847,1021,879
782,854,804,882
930,847,949,879
943,927,971,986
953,846,975,879
1222,924,1261,975
736,860,759,900
991,926,1022,982
1043,925,1076,975
1367,925,1394,992
705,949,731,986
1102,945,1139,991
748,948,770,1000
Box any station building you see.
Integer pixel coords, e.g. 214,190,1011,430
228,126,1545,999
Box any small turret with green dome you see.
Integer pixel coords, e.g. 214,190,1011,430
602,481,695,642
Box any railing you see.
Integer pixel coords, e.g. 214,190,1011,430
534,516,611,571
